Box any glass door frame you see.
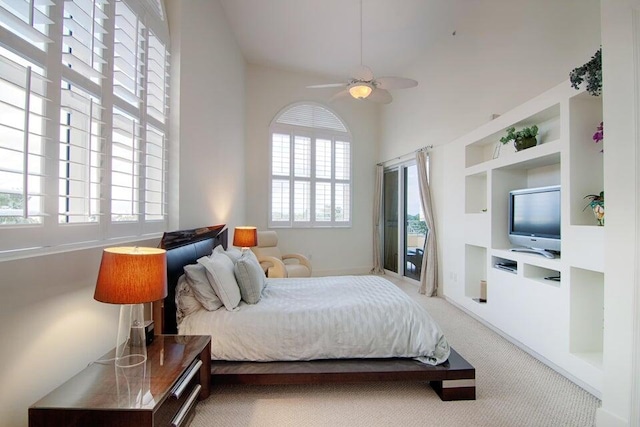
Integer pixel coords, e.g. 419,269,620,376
383,159,422,282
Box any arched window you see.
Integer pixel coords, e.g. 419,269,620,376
269,102,352,227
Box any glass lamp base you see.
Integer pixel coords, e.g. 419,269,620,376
115,304,147,368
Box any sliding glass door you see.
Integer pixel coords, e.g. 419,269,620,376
404,165,426,280
383,162,427,280
383,169,398,272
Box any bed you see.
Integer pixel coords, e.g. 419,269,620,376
153,228,475,401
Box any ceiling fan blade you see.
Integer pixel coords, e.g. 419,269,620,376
307,83,347,89
366,88,392,104
352,65,374,82
329,89,350,103
375,77,418,90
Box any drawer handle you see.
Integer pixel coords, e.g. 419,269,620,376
171,384,201,427
171,360,203,399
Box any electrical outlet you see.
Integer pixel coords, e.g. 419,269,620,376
307,254,312,260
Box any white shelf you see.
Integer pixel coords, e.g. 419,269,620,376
451,80,604,394
465,139,562,174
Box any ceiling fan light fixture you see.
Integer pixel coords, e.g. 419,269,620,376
348,82,373,99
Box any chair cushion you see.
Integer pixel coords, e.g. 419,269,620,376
286,263,312,278
257,230,279,247
252,246,282,273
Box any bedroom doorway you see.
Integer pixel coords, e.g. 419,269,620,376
383,162,428,281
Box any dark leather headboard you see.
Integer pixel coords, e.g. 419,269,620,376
158,227,228,334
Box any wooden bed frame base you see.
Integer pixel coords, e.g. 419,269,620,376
160,228,476,402
209,347,475,401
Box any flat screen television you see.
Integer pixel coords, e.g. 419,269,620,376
508,185,561,258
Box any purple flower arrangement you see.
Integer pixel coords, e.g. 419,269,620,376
592,121,603,143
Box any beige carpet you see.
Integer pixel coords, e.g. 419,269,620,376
192,278,599,427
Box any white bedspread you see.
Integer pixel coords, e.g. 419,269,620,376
178,275,450,365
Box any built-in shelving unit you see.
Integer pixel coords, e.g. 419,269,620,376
443,81,604,397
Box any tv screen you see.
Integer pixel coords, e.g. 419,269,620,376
508,185,561,255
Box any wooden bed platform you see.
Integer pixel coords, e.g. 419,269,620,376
156,227,476,401
210,348,475,400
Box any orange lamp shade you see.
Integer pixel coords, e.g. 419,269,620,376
94,247,168,304
233,226,257,248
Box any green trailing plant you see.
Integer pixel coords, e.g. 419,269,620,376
500,125,539,144
570,47,602,96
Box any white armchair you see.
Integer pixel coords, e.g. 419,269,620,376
251,231,312,278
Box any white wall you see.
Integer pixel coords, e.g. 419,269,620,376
168,0,247,232
380,0,601,160
245,64,379,275
597,1,638,425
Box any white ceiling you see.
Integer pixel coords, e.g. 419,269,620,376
218,0,456,81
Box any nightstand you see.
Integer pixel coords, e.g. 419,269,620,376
29,335,211,427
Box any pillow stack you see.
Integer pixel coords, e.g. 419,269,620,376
180,245,266,313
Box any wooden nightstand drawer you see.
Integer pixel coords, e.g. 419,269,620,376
29,335,211,427
154,358,203,426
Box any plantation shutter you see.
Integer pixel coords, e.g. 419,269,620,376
293,136,310,222
113,0,143,107
145,124,164,220
271,133,290,222
146,30,168,123
111,107,140,221
334,141,350,222
62,0,107,83
0,52,48,225
0,0,53,48
58,82,103,223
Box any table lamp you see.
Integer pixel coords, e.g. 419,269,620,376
233,226,257,251
95,247,167,368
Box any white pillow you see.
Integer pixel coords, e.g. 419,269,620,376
198,253,241,311
175,274,204,325
234,250,265,304
213,245,242,263
183,263,223,311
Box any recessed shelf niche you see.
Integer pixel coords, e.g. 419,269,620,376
569,93,603,226
465,244,487,300
523,264,561,287
569,267,604,368
465,172,487,214
465,103,561,168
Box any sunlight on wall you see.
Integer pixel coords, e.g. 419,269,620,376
0,288,118,426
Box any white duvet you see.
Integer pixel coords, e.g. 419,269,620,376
178,275,450,365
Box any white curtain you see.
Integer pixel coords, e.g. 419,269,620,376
371,164,384,274
415,150,438,296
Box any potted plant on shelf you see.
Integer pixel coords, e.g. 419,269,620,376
584,191,604,226
570,47,602,96
500,125,539,151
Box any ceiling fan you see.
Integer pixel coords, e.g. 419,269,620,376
306,0,418,104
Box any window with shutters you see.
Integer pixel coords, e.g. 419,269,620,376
0,0,170,257
269,102,352,228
